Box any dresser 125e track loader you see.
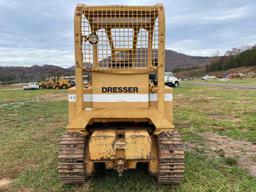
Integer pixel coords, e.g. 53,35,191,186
58,4,185,184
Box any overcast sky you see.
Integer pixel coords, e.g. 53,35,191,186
0,0,255,67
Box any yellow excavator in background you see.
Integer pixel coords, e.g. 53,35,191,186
39,77,75,89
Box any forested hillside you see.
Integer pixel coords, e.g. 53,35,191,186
0,65,74,84
206,46,256,72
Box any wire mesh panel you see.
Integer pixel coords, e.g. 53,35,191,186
152,18,159,67
80,6,159,70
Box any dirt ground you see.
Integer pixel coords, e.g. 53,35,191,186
187,132,256,177
37,92,67,101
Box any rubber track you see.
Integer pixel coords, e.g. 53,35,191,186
58,132,86,184
157,131,185,184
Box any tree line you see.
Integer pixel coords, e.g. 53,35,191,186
206,45,256,72
0,65,73,84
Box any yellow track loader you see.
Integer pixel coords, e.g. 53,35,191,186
58,4,185,184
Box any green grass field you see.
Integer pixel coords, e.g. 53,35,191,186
187,78,256,85
0,83,256,192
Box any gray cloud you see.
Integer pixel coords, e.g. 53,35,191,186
167,0,256,55
0,0,255,67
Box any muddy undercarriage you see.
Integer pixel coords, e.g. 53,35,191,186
58,129,184,184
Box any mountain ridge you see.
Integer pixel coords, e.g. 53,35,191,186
0,50,212,83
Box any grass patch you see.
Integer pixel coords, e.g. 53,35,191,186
187,78,256,85
0,89,65,104
224,157,238,166
174,84,256,142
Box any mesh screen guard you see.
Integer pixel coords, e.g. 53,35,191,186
79,6,159,70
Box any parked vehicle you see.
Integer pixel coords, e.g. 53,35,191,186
201,75,216,80
54,78,73,89
38,79,55,89
165,72,180,87
39,77,76,89
23,82,39,90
